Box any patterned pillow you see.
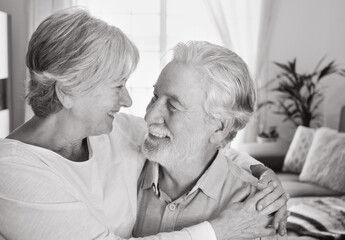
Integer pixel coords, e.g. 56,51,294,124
282,126,315,173
299,127,345,193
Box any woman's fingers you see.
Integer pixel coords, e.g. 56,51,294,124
247,182,275,207
260,194,287,216
272,206,287,230
256,187,287,211
277,209,290,236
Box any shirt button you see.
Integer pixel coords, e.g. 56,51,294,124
168,203,176,211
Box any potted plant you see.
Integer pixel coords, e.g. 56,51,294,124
259,58,345,128
257,125,279,143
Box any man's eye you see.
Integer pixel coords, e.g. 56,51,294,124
116,85,124,89
168,102,177,111
146,95,157,111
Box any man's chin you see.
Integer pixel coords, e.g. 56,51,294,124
142,142,169,165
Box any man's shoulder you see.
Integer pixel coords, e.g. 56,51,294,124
207,151,257,203
221,150,258,186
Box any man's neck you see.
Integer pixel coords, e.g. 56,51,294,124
158,150,218,201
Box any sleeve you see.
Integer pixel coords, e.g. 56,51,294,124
183,222,217,240
0,159,216,240
125,222,216,240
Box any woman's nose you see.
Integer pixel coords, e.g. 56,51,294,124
121,88,132,108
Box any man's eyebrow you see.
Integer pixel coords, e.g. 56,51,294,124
152,84,186,108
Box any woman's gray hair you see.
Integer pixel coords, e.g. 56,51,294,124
26,7,139,117
171,41,256,146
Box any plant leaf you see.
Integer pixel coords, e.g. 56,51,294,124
317,60,338,82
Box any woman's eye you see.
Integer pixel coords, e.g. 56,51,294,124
151,95,158,102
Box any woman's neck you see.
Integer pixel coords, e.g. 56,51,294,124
7,115,89,162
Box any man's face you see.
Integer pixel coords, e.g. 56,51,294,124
142,62,217,170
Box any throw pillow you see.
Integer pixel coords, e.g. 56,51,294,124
299,127,345,193
282,126,315,173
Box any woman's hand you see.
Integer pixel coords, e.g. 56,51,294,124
210,182,286,240
256,168,289,236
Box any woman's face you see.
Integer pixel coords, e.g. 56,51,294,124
70,77,132,136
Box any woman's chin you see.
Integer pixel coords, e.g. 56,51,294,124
89,123,114,136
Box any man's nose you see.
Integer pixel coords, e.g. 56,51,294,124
144,100,164,125
121,88,132,108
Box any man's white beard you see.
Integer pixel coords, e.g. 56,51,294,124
142,132,205,171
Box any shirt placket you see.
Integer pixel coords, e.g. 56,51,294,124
158,190,187,233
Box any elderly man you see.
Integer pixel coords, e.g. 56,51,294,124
133,41,288,240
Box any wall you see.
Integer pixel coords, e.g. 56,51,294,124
266,0,345,141
0,0,27,131
0,0,344,135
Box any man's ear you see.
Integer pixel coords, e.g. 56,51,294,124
55,84,73,109
209,119,231,146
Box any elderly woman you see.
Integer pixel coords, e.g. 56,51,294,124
0,8,287,240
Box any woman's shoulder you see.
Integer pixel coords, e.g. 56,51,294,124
114,112,146,130
0,138,65,171
0,139,79,205
0,138,66,183
0,138,34,160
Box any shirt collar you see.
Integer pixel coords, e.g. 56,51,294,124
193,151,228,199
140,151,229,200
141,160,160,195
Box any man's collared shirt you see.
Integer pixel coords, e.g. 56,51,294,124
133,148,258,237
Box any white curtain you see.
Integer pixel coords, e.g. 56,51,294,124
203,0,278,148
25,0,86,120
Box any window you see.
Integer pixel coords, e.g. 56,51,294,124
88,0,221,117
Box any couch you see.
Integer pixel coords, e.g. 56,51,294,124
238,105,345,198
239,106,345,239
238,141,344,198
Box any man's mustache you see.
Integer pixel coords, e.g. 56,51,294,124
147,124,173,140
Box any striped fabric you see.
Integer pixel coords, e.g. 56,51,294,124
287,196,345,240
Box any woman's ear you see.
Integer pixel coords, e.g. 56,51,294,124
55,84,73,109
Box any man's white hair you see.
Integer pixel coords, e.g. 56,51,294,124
26,7,139,117
171,41,256,146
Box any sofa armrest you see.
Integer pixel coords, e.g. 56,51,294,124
237,141,290,172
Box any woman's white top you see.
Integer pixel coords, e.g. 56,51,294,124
0,113,215,240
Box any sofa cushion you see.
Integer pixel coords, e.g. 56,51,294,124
277,172,299,182
237,142,289,171
281,181,342,198
299,127,345,193
283,126,315,173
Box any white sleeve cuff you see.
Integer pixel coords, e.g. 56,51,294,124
184,221,217,240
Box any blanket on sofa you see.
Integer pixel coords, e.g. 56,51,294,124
287,196,345,240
